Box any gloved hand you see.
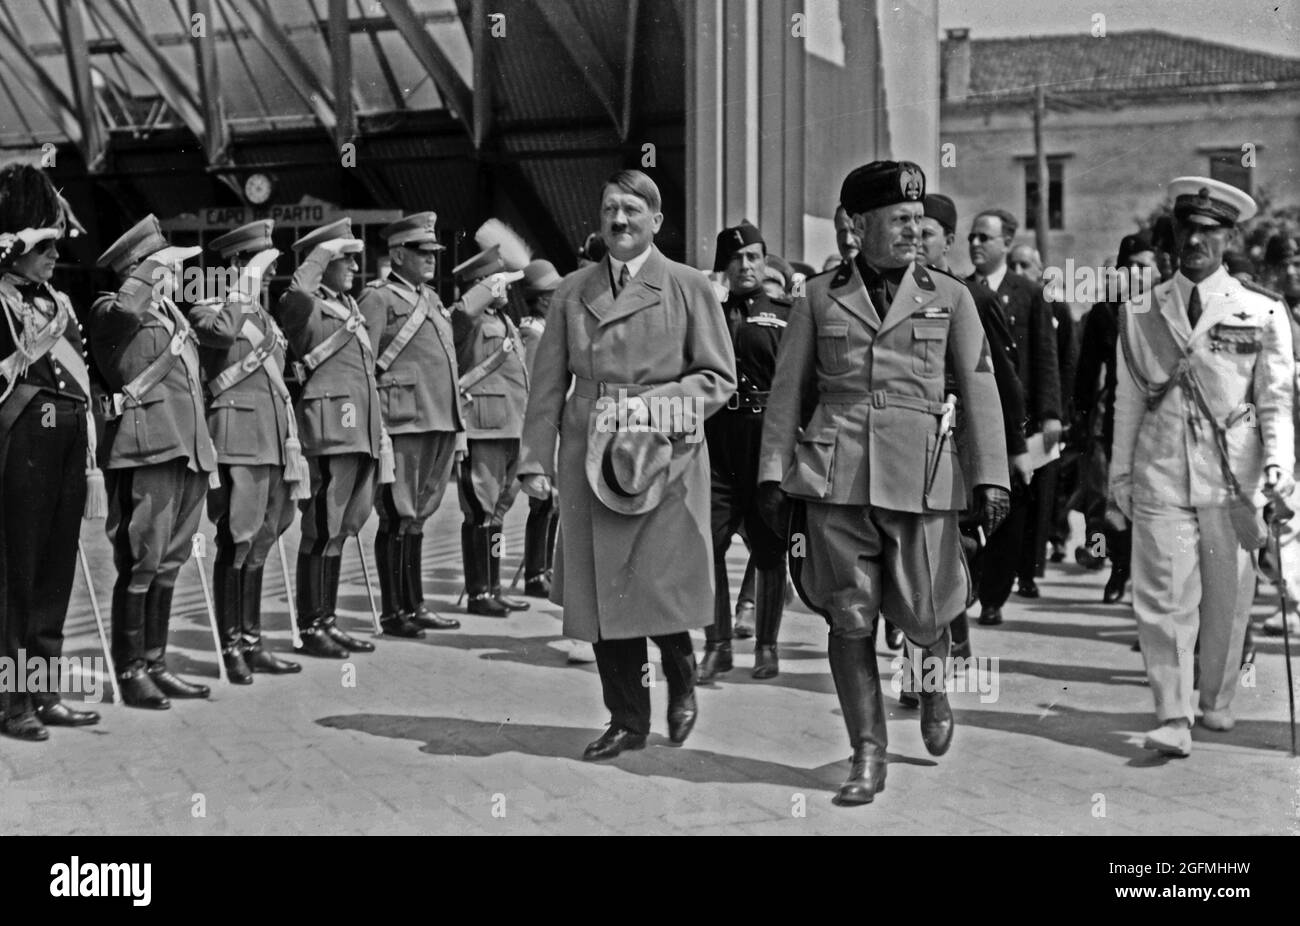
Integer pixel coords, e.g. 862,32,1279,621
1265,464,1295,505
0,227,59,262
757,481,787,535
521,474,553,501
977,484,1010,537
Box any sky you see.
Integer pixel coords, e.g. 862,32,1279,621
939,0,1299,58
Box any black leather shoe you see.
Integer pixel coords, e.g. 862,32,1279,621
697,642,733,682
1131,638,1141,652
1074,545,1106,570
494,592,531,612
668,693,698,745
35,702,101,727
898,690,919,709
148,665,210,699
1,713,48,741
524,575,551,598
977,606,1003,626
752,644,779,679
919,691,954,756
408,606,460,630
467,593,509,617
1016,580,1040,599
833,745,886,806
324,622,376,653
297,626,349,659
381,614,426,638
119,667,171,710
1049,543,1066,563
884,622,905,650
582,726,647,761
223,651,254,685
245,645,302,674
1103,570,1128,604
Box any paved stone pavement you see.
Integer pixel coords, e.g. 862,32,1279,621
2,501,1297,836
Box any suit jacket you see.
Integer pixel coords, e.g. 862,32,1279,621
358,274,464,437
1051,299,1078,422
952,274,1026,457
89,290,216,472
971,269,1061,430
759,258,1008,511
277,267,381,459
192,293,290,466
1075,301,1120,450
452,304,529,441
1110,267,1294,509
518,246,736,641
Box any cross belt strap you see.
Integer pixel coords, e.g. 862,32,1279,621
208,318,287,397
298,310,365,376
458,314,528,395
376,296,431,373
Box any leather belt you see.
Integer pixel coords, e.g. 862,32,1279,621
818,389,947,415
572,376,657,399
724,389,770,412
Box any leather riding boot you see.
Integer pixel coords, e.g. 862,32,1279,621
375,530,399,618
115,591,169,709
242,565,301,673
827,634,888,805
699,560,735,681
464,523,508,615
145,584,210,699
489,523,531,612
296,554,347,658
321,555,375,652
403,534,458,630
214,560,252,685
918,628,955,756
379,532,424,638
524,499,553,597
950,612,972,659
752,566,785,679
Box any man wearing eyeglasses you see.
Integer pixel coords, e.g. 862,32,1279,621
358,212,465,639
966,209,1062,622
1111,177,1294,756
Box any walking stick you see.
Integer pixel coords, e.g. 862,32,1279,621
276,536,302,649
191,534,229,684
76,541,119,705
510,558,525,591
354,535,384,634
1268,507,1298,757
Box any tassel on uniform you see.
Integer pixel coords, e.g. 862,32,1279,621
84,465,107,519
378,431,396,484
284,436,312,500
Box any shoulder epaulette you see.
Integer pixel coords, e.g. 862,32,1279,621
928,265,965,284
364,278,388,289
767,292,793,307
1241,278,1283,302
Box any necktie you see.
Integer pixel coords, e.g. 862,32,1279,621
616,263,630,297
978,275,989,290
1187,286,1202,328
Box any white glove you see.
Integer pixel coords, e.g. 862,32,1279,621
0,227,59,259
521,474,552,500
306,237,362,266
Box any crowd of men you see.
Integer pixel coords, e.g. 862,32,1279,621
1,156,1298,806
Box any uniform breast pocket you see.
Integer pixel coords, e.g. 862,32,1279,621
378,369,418,426
128,395,166,454
300,391,352,447
470,392,507,431
213,398,259,457
912,320,948,375
817,323,851,375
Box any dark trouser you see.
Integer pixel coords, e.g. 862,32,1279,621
209,463,294,569
977,479,1031,609
1018,461,1054,583
376,431,457,537
106,459,209,668
524,494,558,580
458,437,522,528
299,452,376,556
1,397,87,715
593,633,696,736
1083,492,1132,573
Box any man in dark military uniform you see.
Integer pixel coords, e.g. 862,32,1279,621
0,164,101,739
453,246,531,617
518,259,562,600
758,162,1010,805
278,219,386,657
190,220,303,683
358,211,463,636
699,220,791,682
90,215,218,709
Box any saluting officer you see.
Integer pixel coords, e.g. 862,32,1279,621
190,220,303,683
90,215,218,709
278,219,386,658
1110,177,1295,756
700,221,792,682
452,246,531,617
358,212,463,636
518,259,562,600
0,164,102,739
758,162,1009,805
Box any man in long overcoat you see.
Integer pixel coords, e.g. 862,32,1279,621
518,170,737,760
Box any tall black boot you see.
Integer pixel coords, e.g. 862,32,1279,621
918,628,954,756
214,559,252,685
699,559,734,682
321,554,375,652
145,584,210,699
404,534,458,629
465,524,507,615
296,554,347,659
114,588,169,710
375,530,399,618
752,565,786,679
379,531,424,638
524,499,554,598
950,612,972,659
489,523,530,612
242,564,301,673
827,634,888,805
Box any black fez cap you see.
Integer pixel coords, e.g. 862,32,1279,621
1151,215,1177,252
713,220,765,272
840,160,925,216
923,194,957,235
1116,231,1153,267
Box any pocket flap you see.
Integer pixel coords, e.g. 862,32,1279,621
820,323,849,338
379,367,418,388
301,388,347,402
913,322,947,340
213,397,257,411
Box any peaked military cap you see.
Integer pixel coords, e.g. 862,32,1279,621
712,220,765,272
210,219,274,260
292,218,363,255
96,214,169,274
381,211,445,250
453,244,504,283
841,160,926,216
1169,176,1256,227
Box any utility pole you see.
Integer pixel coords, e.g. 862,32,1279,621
1033,84,1050,265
